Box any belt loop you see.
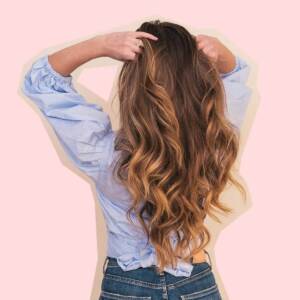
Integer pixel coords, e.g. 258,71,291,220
102,256,109,274
204,249,212,268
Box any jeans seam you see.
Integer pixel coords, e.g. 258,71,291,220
168,267,212,289
104,273,163,289
180,284,218,299
100,290,152,300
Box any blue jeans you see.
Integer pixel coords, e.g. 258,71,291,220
100,250,222,299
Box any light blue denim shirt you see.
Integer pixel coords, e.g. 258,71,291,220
21,54,252,277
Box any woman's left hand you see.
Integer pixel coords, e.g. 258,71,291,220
194,34,236,73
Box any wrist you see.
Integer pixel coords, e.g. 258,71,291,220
88,35,108,59
217,49,236,74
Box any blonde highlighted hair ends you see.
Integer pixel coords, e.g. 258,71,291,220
111,20,246,273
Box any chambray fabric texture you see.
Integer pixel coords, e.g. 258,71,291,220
21,54,252,278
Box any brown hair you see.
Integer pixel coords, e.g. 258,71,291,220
111,20,246,273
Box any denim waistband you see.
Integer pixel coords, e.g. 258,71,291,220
102,249,212,274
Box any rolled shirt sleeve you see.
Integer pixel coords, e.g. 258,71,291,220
220,55,252,131
21,55,115,183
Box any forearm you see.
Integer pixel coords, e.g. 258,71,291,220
48,36,107,77
216,47,236,74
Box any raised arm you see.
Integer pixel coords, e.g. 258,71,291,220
47,36,107,76
195,34,252,131
21,36,114,183
21,32,158,183
219,55,252,131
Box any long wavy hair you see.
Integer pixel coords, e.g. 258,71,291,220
111,20,246,273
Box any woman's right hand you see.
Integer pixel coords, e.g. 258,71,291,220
93,31,159,62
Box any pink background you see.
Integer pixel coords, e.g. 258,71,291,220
1,1,299,299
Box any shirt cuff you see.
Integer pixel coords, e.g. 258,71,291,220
220,55,240,79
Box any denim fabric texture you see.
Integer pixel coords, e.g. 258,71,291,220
100,250,222,300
